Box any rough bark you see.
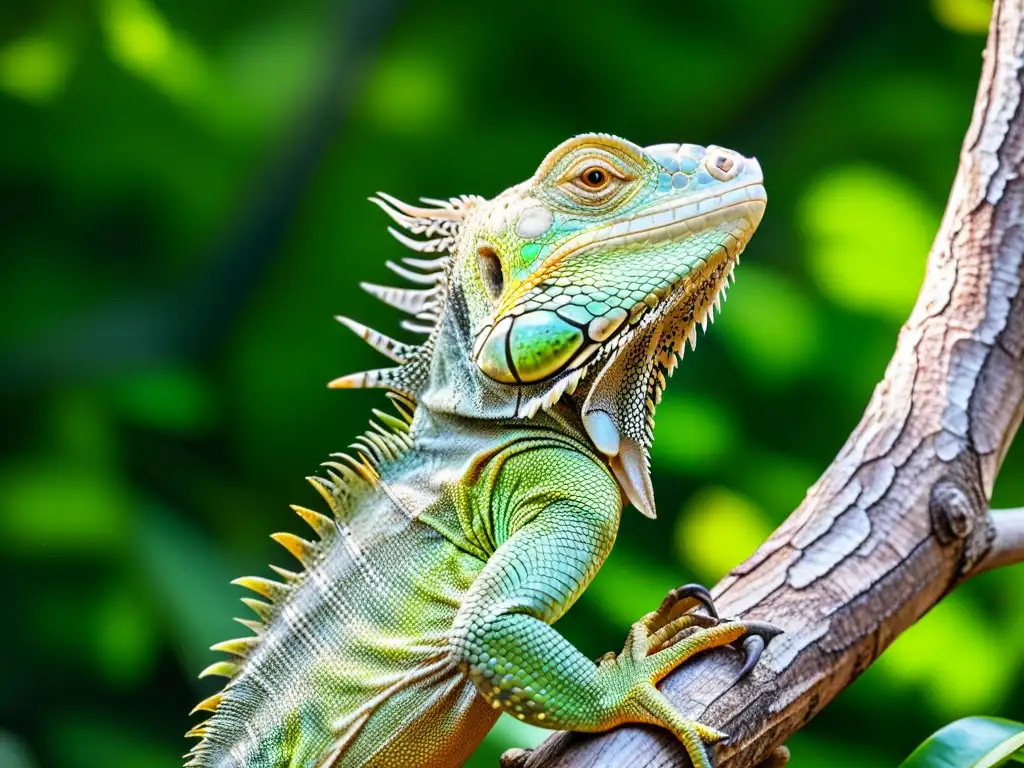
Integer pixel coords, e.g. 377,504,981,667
506,1,1024,766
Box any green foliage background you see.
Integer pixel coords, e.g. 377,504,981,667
0,0,1021,766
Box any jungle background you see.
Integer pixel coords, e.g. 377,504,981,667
1,0,1020,766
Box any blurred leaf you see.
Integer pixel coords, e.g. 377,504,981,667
675,486,773,581
719,264,821,383
0,34,72,103
899,717,1024,768
49,715,168,768
0,394,126,554
0,462,127,554
98,0,243,133
799,165,936,321
361,50,458,135
651,394,738,472
100,0,210,101
133,502,239,677
105,367,214,433
91,582,158,689
932,0,992,35
877,595,1013,716
0,731,38,768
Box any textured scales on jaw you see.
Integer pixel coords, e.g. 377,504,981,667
327,133,766,519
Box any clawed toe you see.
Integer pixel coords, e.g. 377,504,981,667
654,583,719,623
736,634,765,679
730,620,784,680
648,613,717,654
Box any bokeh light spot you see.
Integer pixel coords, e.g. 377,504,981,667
362,53,456,135
799,165,936,321
876,594,1013,716
101,0,209,102
675,486,773,580
650,394,738,472
0,35,70,103
932,0,993,34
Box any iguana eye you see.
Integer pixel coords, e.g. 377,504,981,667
580,167,609,189
559,157,631,205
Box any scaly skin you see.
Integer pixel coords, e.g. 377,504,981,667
186,135,773,768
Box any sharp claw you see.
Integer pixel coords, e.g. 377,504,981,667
689,585,720,620
659,583,719,620
732,621,783,680
742,620,785,641
736,634,765,680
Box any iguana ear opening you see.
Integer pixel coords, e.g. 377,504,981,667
476,245,504,303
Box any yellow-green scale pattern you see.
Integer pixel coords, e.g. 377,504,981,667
191,133,773,768
450,447,622,729
194,413,637,767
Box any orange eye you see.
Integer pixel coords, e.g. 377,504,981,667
579,167,609,189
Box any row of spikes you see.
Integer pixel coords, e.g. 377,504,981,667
515,258,736,424
639,261,736,451
184,393,416,760
327,192,479,394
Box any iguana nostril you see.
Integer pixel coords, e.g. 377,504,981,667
705,149,743,181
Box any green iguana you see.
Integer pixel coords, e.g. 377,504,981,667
185,133,774,768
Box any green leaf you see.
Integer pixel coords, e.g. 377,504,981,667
899,717,1024,768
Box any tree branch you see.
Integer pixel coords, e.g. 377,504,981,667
508,1,1024,765
975,508,1024,574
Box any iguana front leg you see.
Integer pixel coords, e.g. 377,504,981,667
451,448,778,768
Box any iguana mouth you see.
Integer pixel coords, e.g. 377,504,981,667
474,182,766,393
574,190,762,519
565,182,766,258
496,180,767,315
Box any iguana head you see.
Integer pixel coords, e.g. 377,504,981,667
332,133,765,517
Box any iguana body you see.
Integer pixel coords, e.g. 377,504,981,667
186,135,772,768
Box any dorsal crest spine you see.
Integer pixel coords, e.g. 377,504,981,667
326,192,481,398
185,392,416,766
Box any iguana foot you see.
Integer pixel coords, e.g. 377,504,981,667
635,584,778,677
600,586,782,768
639,583,721,654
